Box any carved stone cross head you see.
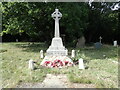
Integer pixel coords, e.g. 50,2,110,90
51,9,62,20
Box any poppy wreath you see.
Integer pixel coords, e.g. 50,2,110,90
52,59,64,67
43,61,51,67
43,59,73,67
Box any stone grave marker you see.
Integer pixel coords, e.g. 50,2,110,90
79,58,85,69
99,36,102,43
113,40,117,46
40,50,44,58
16,39,18,42
71,50,75,58
94,42,102,49
29,59,34,70
76,36,85,48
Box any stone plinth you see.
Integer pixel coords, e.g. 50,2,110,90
46,37,68,56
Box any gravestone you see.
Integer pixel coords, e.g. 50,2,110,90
16,39,18,42
40,50,44,58
94,42,102,49
76,36,85,48
79,58,85,69
71,50,75,58
113,40,117,46
46,9,68,56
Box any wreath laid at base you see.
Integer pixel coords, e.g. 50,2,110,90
40,56,73,68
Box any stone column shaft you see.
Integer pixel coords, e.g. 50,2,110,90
55,18,60,37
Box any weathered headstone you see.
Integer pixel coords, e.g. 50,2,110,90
71,50,75,58
113,40,117,46
76,36,85,48
29,59,34,70
79,58,85,69
16,39,18,42
94,42,102,49
40,50,44,58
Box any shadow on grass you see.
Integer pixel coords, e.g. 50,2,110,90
14,42,118,60
14,42,48,52
75,45,118,60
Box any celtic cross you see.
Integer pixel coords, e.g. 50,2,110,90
51,9,62,37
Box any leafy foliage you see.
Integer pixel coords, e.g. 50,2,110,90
2,2,88,44
85,2,119,43
1,2,119,45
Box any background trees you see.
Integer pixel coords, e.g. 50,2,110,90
1,2,119,45
85,2,119,44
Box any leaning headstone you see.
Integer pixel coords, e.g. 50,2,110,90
79,58,85,69
71,50,75,58
76,36,85,48
113,40,117,46
40,50,44,58
29,59,34,70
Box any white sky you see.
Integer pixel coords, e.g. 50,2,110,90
89,0,119,10
112,3,119,10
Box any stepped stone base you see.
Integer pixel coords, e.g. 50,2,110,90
46,37,68,56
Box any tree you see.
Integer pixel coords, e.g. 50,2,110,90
85,2,119,43
2,2,89,46
2,2,119,45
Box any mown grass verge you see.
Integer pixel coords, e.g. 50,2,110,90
1,42,119,88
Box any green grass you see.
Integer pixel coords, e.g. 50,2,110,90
1,42,119,88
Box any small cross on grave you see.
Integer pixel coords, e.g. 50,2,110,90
99,36,102,43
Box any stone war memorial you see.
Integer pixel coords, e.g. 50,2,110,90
2,2,119,88
40,9,73,68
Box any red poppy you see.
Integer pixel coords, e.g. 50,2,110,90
64,61,69,65
43,59,73,68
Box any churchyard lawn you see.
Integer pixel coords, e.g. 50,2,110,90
1,42,119,88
